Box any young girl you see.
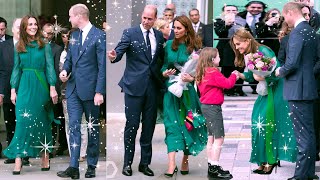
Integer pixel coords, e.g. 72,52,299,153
196,47,237,179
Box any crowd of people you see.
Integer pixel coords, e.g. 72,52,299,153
0,3,106,179
108,0,320,179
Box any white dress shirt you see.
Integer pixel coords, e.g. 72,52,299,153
246,12,261,26
192,21,201,33
294,17,306,28
80,22,93,45
140,24,156,59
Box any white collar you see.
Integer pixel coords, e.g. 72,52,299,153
192,21,200,27
246,12,261,18
80,22,92,34
140,24,154,35
294,17,306,28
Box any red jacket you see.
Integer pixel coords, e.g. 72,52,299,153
198,67,237,105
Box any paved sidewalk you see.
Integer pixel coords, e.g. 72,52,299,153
107,91,320,180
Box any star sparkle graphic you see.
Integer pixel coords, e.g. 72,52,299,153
32,135,58,157
20,109,32,118
252,114,267,135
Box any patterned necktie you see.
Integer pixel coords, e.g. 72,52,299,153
250,15,257,37
193,25,197,33
146,30,152,59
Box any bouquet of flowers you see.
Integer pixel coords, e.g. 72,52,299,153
168,51,200,98
245,51,277,96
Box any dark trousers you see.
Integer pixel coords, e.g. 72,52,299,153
3,102,16,144
289,100,316,179
67,89,100,168
123,81,157,166
222,66,245,94
52,102,68,149
314,97,320,157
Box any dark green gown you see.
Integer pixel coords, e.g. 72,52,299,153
4,41,56,159
244,46,297,165
161,40,207,156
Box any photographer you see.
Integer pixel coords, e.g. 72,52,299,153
256,8,283,55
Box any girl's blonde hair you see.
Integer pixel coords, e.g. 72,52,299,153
195,47,218,83
153,18,168,30
230,28,260,67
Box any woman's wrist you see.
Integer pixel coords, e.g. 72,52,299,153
11,89,16,93
50,86,56,91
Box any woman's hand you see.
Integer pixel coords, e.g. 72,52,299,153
181,73,194,82
50,86,58,104
253,74,265,81
10,89,17,105
162,69,176,78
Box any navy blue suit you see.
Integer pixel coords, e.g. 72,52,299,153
112,26,164,166
63,25,106,168
279,21,318,179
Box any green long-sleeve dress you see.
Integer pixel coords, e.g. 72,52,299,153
244,46,297,165
3,41,56,159
161,40,207,155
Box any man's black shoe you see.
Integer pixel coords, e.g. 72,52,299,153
138,164,154,176
122,165,132,176
85,165,96,178
208,164,232,179
57,167,80,179
22,158,30,166
287,178,299,180
4,159,15,164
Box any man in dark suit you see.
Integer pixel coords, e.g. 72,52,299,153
276,2,319,180
0,17,12,42
189,8,205,40
0,18,30,165
57,3,106,179
42,23,67,157
108,5,164,177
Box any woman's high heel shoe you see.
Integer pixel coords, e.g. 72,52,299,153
41,159,50,171
258,163,278,175
164,166,178,178
13,162,23,175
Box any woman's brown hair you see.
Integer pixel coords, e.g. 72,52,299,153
195,47,218,83
230,28,261,67
171,15,202,54
16,15,45,53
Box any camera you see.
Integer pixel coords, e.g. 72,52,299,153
271,13,277,17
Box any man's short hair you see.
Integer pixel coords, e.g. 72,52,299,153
0,17,7,27
189,8,199,15
245,1,267,10
71,4,90,19
222,5,238,12
283,2,304,14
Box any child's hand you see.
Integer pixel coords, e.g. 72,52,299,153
231,70,240,80
163,69,176,77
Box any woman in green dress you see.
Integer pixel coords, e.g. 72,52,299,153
3,15,58,175
161,15,207,177
230,28,297,174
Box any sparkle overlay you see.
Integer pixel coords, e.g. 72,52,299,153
32,135,59,157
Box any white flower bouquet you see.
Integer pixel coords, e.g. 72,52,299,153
168,51,200,98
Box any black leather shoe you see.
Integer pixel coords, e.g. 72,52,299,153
308,175,319,180
57,167,80,179
122,165,132,176
287,177,300,180
22,158,30,166
85,166,96,178
138,164,154,176
4,159,15,164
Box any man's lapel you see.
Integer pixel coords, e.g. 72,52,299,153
77,27,95,60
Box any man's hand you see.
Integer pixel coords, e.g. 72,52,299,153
94,93,104,106
275,67,281,77
59,70,69,82
107,49,117,62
